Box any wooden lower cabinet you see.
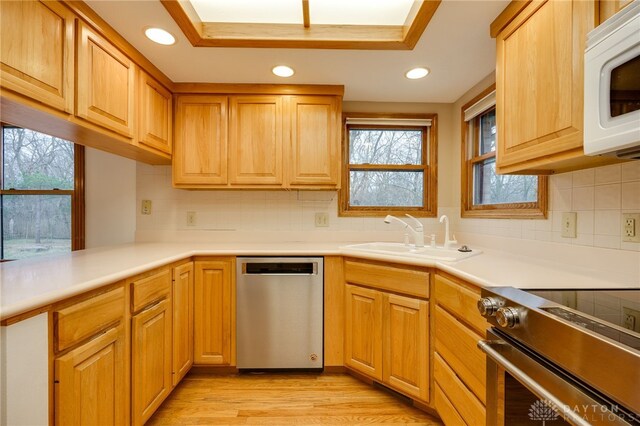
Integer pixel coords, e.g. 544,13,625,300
194,258,235,365
132,298,172,426
172,262,194,385
383,293,429,401
344,284,383,380
434,274,488,425
55,324,127,426
344,260,430,403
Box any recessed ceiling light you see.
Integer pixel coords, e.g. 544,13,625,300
405,67,429,79
144,27,176,46
272,65,295,78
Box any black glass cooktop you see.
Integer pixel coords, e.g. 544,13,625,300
528,289,640,350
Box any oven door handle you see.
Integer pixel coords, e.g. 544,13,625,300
478,339,620,426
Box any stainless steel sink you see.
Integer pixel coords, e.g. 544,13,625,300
341,242,481,262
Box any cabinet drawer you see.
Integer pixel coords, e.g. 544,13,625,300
434,305,486,404
344,259,429,299
435,274,487,335
434,382,465,426
434,353,485,426
54,287,125,352
131,268,171,313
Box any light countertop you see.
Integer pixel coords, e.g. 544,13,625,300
1,241,639,321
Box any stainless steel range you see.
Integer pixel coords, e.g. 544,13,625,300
477,287,640,425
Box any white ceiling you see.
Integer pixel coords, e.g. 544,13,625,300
86,0,508,103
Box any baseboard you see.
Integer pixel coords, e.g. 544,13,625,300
189,365,239,375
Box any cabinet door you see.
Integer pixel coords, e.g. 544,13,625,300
229,95,283,185
288,96,340,188
496,0,596,173
172,262,194,386
382,293,429,401
138,70,172,155
0,0,75,113
600,0,633,22
194,259,235,365
173,95,228,186
132,299,172,426
76,20,135,138
55,325,127,426
344,284,382,380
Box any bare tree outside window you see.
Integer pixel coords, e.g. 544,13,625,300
1,127,80,259
339,114,438,217
461,85,547,219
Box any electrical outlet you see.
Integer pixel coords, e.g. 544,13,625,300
623,307,640,333
186,211,196,227
622,213,640,243
141,200,152,215
314,212,329,227
561,212,577,238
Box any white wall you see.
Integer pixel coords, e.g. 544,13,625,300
135,101,458,243
85,148,136,248
451,74,640,252
133,90,640,252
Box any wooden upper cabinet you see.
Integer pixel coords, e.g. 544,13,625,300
288,96,341,188
174,95,229,186
0,0,75,113
76,20,136,138
229,95,283,185
494,0,600,174
138,70,172,155
600,0,633,22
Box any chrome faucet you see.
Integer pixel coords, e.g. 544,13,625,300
439,215,457,249
384,214,424,248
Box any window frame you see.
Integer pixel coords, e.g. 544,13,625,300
461,85,547,219
0,124,85,260
339,113,438,217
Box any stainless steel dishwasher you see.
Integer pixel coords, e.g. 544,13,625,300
236,257,323,370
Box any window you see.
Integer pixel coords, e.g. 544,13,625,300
461,85,547,218
339,113,437,216
1,125,84,260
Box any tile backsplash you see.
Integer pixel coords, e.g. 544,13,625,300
456,162,640,251
136,161,640,251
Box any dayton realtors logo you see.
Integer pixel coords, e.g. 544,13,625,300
529,400,560,425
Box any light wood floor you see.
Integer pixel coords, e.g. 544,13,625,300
147,373,443,425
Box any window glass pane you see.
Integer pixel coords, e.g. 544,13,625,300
350,171,423,207
478,109,496,155
349,128,422,165
1,195,71,259
2,127,74,190
473,159,537,205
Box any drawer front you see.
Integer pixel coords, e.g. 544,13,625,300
434,353,485,426
55,287,125,352
434,305,486,404
434,382,466,426
131,268,172,313
435,274,487,335
344,259,429,299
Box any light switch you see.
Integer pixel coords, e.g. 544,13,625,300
561,212,577,238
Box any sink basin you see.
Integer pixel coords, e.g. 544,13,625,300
341,242,481,262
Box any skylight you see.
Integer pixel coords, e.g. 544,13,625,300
189,0,415,26
162,0,441,50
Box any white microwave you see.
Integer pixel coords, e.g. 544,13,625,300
584,1,640,159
